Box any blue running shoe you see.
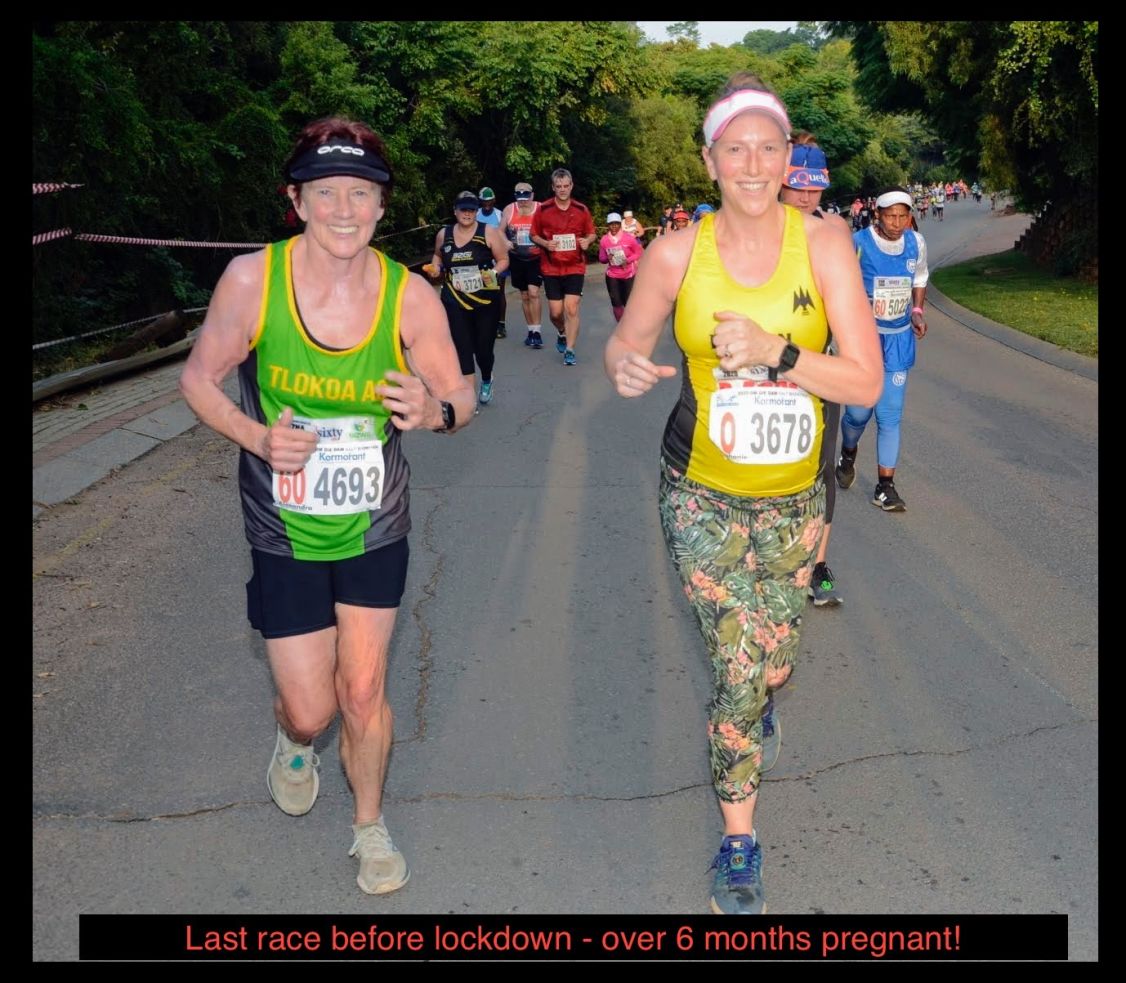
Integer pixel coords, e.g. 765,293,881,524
709,835,766,914
532,332,543,349
524,331,535,347
563,349,576,366
761,693,781,773
556,334,567,354
479,380,493,404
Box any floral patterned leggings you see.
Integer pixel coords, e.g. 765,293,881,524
658,459,825,802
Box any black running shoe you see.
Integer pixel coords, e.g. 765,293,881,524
835,453,856,490
872,480,906,512
810,562,843,607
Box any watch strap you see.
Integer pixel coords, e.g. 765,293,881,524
433,400,455,433
768,342,801,381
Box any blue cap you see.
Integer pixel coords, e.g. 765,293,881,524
785,144,830,190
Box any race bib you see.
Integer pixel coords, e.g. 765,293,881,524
451,266,484,293
273,414,384,516
872,276,912,320
608,246,626,267
553,233,576,252
515,226,532,247
708,367,817,465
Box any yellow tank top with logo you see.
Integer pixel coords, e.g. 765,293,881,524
662,207,829,497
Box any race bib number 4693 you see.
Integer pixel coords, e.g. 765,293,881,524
273,414,384,516
708,368,817,465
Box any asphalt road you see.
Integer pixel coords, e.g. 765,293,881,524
32,199,1097,960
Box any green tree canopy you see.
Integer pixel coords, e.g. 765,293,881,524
827,20,1098,210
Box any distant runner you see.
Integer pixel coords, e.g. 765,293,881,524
836,187,928,512
531,168,596,366
501,181,545,349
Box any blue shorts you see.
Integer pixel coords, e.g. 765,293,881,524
246,538,409,639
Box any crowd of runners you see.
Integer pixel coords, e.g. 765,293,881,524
181,67,951,916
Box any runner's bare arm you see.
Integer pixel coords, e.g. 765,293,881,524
782,215,883,407
423,229,444,279
500,205,515,252
179,250,317,469
603,231,690,397
380,274,475,432
485,225,510,275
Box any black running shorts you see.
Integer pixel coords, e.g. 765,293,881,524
246,537,409,639
509,255,543,292
541,273,585,300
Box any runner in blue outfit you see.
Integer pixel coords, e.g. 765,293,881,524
835,187,928,511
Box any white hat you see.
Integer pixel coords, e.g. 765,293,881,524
703,89,791,147
606,212,623,224
623,210,634,217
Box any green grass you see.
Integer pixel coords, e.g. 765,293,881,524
931,250,1097,358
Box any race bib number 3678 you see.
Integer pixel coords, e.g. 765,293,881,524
273,414,385,515
708,368,817,465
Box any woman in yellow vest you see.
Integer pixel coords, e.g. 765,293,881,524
604,73,883,915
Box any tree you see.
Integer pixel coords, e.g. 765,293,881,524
740,23,827,55
32,22,290,349
667,22,700,45
629,95,715,215
828,21,1098,273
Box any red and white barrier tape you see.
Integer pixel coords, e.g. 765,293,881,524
33,307,210,352
73,233,264,249
33,227,73,246
34,224,441,251
33,182,84,195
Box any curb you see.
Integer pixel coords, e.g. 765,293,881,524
927,287,1097,383
32,376,237,521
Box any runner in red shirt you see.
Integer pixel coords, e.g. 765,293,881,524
530,168,597,365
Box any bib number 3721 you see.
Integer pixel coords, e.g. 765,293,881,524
708,374,817,465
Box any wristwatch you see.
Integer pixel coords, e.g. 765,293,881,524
433,400,455,433
768,342,801,381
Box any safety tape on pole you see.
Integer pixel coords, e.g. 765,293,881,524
373,223,440,242
32,307,212,352
33,182,85,195
34,222,442,250
32,313,165,351
33,227,74,246
73,233,264,249
52,225,440,249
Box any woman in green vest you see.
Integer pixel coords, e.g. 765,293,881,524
180,116,474,898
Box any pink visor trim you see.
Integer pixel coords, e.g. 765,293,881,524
703,90,792,147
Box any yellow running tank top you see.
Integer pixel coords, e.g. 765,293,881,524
662,207,829,497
